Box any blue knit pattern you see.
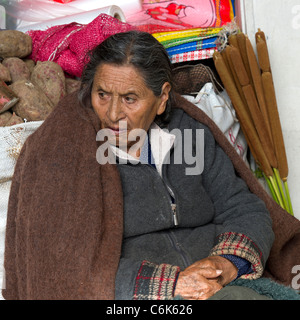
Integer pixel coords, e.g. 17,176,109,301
221,254,253,279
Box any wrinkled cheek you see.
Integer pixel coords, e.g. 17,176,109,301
93,104,104,120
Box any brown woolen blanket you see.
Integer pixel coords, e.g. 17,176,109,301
3,92,300,300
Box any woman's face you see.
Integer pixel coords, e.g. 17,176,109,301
91,63,171,154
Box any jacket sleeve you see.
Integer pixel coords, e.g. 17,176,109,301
199,124,275,279
115,258,180,300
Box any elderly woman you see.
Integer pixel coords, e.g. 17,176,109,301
80,30,275,300
3,31,300,301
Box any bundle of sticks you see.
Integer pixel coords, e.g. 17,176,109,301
213,29,293,215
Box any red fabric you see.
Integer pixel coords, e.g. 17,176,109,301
137,24,183,34
28,14,135,77
52,0,75,3
216,0,233,27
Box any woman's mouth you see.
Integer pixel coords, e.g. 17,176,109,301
106,126,127,136
107,126,127,135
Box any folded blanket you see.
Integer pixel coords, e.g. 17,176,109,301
166,38,217,55
165,35,218,49
3,91,300,300
169,48,216,63
152,27,222,48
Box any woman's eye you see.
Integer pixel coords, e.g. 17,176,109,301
124,96,135,104
99,92,109,99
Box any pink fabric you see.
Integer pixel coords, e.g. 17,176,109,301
127,0,234,31
28,14,135,77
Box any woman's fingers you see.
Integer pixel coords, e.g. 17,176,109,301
173,256,240,299
185,265,223,279
185,256,238,286
174,271,223,300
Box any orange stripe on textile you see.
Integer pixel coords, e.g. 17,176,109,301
215,0,222,28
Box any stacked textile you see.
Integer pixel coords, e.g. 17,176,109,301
127,0,235,63
152,27,222,64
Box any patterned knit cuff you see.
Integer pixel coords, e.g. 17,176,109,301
209,232,264,279
133,260,181,300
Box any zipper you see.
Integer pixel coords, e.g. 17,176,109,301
144,162,189,266
161,154,179,227
144,164,179,227
142,136,179,226
166,231,191,268
171,203,178,226
164,181,179,227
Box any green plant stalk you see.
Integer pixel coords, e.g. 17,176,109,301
264,174,279,204
269,175,285,209
273,168,290,213
284,180,294,216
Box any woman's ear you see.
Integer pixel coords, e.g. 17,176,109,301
156,82,172,115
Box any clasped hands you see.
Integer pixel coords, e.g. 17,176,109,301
174,256,238,300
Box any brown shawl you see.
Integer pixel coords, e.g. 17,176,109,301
3,91,300,300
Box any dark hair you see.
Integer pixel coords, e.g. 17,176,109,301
78,30,175,124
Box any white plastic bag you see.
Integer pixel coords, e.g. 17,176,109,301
4,0,83,29
5,0,142,30
183,83,248,162
0,120,43,300
67,0,142,17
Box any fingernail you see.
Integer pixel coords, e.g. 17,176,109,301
216,270,223,275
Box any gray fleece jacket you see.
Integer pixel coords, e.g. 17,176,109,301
115,108,274,300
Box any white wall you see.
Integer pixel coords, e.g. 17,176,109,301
237,0,300,220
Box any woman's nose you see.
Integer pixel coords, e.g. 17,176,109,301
107,97,125,123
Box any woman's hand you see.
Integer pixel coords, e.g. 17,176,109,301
174,256,238,300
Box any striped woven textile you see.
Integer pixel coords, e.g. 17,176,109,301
152,27,220,63
166,37,217,55
169,48,216,64
152,27,222,47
